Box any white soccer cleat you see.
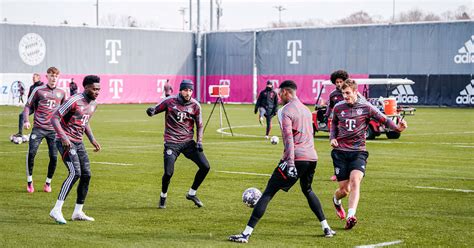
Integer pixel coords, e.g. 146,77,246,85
71,211,95,221
49,208,67,224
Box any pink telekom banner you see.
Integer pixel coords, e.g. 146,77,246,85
201,75,254,103
257,74,369,105
43,74,195,104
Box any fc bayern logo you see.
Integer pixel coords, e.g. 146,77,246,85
18,33,46,66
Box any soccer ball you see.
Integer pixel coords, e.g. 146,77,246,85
270,136,279,145
242,187,262,208
12,136,23,144
22,134,30,143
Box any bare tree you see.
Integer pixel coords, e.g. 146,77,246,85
334,11,375,25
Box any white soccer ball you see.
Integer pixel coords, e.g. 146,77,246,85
12,136,23,144
22,134,30,143
270,136,279,145
242,187,262,208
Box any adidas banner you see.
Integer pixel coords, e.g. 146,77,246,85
369,74,473,107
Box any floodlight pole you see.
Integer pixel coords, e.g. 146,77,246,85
189,0,193,30
210,0,213,31
196,0,202,101
274,5,286,26
95,0,99,26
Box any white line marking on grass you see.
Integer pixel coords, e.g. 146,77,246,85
404,131,474,136
415,186,474,193
355,240,403,248
92,162,134,166
454,145,474,148
216,170,271,177
217,125,268,138
103,120,148,123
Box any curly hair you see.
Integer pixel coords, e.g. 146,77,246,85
330,70,349,85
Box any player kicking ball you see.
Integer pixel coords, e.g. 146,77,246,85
229,80,336,243
146,80,210,209
330,79,407,229
49,75,102,224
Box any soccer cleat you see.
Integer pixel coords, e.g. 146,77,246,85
27,182,34,193
71,211,95,221
333,200,346,220
323,228,336,238
330,175,337,181
49,208,67,224
158,196,166,209
228,233,250,243
345,216,357,230
186,193,204,208
264,135,269,139
43,183,51,193
259,116,264,125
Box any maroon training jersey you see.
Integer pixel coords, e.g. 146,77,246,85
24,85,66,130
52,93,98,143
151,94,203,144
330,97,398,151
277,98,318,166
325,89,344,117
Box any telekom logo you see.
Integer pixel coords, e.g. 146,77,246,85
156,79,167,94
287,40,302,64
312,80,325,99
109,79,123,99
105,40,122,64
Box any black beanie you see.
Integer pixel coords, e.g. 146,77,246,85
180,79,194,91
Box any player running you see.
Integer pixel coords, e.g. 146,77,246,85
23,67,65,193
146,79,210,209
330,79,407,229
325,70,349,181
229,80,336,243
49,75,102,224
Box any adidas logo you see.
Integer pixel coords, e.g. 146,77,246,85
456,80,474,105
392,85,418,103
454,35,474,64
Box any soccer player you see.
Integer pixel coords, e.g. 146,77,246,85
146,79,210,209
254,81,278,139
330,79,407,229
229,80,336,243
69,78,78,96
13,73,43,138
325,70,349,182
49,75,101,224
23,68,66,193
18,82,25,104
163,79,173,98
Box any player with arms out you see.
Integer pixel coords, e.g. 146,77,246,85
146,79,210,209
23,67,66,193
229,80,336,243
49,75,101,224
330,79,407,229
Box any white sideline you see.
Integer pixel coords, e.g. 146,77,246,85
415,186,474,193
217,125,267,138
91,162,133,166
216,170,271,177
355,240,403,248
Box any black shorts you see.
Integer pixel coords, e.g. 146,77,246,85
331,149,369,181
163,140,198,157
267,161,317,192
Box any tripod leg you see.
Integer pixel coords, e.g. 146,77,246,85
219,98,234,136
203,98,220,133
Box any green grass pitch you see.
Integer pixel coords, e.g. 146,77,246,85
0,104,473,247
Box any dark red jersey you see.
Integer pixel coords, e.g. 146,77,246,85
52,93,98,143
24,85,66,130
151,94,203,144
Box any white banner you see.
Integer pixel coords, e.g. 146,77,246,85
0,73,33,106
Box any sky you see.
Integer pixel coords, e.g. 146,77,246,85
0,0,472,31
